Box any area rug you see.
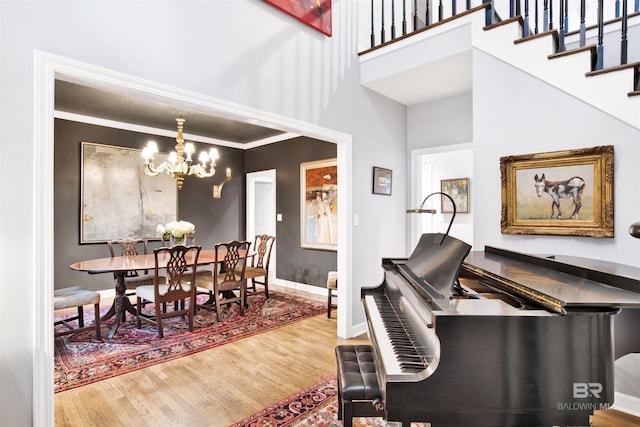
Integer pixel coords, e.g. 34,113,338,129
54,291,325,393
231,374,418,426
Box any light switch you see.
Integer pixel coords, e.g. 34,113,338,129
353,214,359,226
276,213,283,221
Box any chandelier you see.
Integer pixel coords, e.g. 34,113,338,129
141,116,230,191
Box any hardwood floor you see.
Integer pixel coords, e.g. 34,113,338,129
54,285,638,427
54,286,367,426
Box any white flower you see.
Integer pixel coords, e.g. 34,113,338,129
160,220,195,239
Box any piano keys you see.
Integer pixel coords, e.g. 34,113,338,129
361,234,640,426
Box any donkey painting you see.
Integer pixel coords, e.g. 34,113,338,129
533,174,586,219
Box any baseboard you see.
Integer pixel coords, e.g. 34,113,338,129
350,321,369,339
273,278,326,297
613,392,640,417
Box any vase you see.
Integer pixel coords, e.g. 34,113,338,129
170,235,185,247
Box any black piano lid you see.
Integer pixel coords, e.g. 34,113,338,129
399,233,472,300
464,246,640,309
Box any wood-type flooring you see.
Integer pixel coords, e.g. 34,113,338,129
54,285,638,426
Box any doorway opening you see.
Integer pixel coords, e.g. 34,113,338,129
35,52,353,426
409,143,474,252
246,169,276,284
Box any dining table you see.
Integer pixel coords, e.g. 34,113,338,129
70,248,251,339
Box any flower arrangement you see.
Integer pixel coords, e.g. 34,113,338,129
157,220,195,244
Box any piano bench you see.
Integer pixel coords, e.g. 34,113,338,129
335,344,384,427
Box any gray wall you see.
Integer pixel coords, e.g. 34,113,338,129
245,137,338,288
54,119,245,291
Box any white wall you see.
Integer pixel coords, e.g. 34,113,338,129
472,49,640,266
0,1,407,425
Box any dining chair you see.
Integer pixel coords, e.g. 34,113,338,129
108,238,166,319
326,270,338,318
236,234,275,299
54,285,101,340
195,240,250,321
135,245,201,338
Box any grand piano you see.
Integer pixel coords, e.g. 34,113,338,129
362,233,640,426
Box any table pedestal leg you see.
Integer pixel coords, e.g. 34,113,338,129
100,272,137,339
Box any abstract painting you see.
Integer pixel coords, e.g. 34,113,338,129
81,142,177,243
264,0,332,36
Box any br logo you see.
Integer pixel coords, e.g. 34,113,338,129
573,383,603,398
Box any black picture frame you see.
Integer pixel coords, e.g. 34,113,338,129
372,166,392,196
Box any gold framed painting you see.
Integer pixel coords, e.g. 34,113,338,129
500,145,613,237
300,158,337,250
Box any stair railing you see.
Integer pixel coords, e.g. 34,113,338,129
366,0,638,72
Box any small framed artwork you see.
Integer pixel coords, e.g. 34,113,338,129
301,158,338,251
500,145,614,237
440,178,470,213
372,167,392,196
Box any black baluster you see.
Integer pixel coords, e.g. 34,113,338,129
371,0,375,48
549,0,553,29
510,0,515,18
564,0,569,30
392,0,396,39
524,0,531,37
616,0,621,17
466,0,471,10
439,0,444,21
579,0,586,46
558,0,566,51
544,0,549,31
621,0,628,64
535,0,539,33
485,0,494,25
452,0,457,16
413,0,418,31
595,0,604,70
381,0,386,44
426,0,431,26
402,0,407,35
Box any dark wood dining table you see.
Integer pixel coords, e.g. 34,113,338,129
70,248,249,339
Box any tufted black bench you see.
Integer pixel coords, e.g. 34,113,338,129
335,344,385,427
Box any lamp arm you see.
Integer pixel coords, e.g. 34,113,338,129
416,192,457,237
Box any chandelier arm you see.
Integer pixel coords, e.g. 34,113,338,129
190,164,216,178
144,163,162,176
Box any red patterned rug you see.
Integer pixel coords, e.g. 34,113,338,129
54,291,325,393
232,374,434,426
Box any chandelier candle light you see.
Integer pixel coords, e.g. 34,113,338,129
142,115,230,190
